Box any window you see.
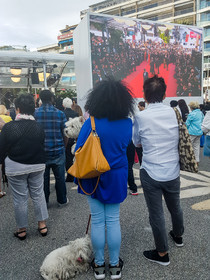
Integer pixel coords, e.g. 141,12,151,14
174,7,193,16
142,3,158,10
200,0,210,9
204,27,210,37
201,11,210,22
204,41,210,50
204,56,210,63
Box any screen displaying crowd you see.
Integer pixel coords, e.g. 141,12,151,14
90,15,203,98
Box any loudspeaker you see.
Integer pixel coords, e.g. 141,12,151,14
31,73,39,84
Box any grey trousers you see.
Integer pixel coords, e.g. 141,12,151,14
140,169,184,252
190,135,201,162
8,170,48,228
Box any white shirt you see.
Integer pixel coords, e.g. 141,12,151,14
201,111,210,136
133,103,179,181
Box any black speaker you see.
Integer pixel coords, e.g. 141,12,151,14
31,73,39,84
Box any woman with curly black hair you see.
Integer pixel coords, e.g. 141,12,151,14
75,79,134,280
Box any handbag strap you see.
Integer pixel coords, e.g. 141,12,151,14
78,176,100,195
90,116,96,132
173,108,182,125
85,214,91,234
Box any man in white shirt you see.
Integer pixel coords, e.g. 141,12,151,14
133,75,184,266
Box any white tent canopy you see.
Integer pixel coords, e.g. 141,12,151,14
0,51,75,90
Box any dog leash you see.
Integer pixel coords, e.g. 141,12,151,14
85,214,91,234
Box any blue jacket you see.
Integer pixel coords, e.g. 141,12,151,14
75,117,132,204
186,109,204,136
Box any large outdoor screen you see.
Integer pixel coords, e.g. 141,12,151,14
90,14,203,98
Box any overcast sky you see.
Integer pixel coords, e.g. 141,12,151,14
0,0,101,50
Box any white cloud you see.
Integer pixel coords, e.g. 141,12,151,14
0,0,100,49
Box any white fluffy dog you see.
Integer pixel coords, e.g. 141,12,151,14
40,235,92,280
64,116,85,154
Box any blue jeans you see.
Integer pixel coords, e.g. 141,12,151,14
87,197,121,266
140,169,184,252
44,153,67,204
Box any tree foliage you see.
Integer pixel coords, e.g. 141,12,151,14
55,89,77,99
175,19,192,25
159,30,170,44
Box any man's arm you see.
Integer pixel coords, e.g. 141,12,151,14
132,114,142,147
64,135,68,148
0,125,8,164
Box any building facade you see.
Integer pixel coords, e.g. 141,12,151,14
81,0,197,25
81,0,210,97
197,0,210,98
57,25,77,54
37,43,60,53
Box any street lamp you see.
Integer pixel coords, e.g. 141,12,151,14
11,76,21,83
10,68,22,75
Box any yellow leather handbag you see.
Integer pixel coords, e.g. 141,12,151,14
68,116,110,194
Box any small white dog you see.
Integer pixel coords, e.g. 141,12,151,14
40,235,92,280
64,116,85,154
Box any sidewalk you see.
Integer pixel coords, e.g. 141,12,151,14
0,154,210,280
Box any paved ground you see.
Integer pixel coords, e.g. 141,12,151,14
0,150,210,280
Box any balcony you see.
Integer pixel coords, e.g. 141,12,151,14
197,21,210,27
203,78,210,88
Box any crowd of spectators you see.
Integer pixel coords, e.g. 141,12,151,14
91,31,202,97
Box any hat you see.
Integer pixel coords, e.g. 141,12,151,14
188,101,199,110
63,97,72,108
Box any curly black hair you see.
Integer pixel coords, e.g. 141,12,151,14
14,94,35,115
84,79,135,121
143,75,166,103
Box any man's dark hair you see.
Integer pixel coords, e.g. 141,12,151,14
138,101,145,107
14,94,35,115
170,100,178,107
143,75,166,103
39,90,53,104
85,78,135,121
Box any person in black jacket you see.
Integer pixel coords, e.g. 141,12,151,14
0,94,48,240
62,98,79,182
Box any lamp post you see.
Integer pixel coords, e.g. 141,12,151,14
43,61,48,89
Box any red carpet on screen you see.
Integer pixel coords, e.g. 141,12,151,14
123,61,177,98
